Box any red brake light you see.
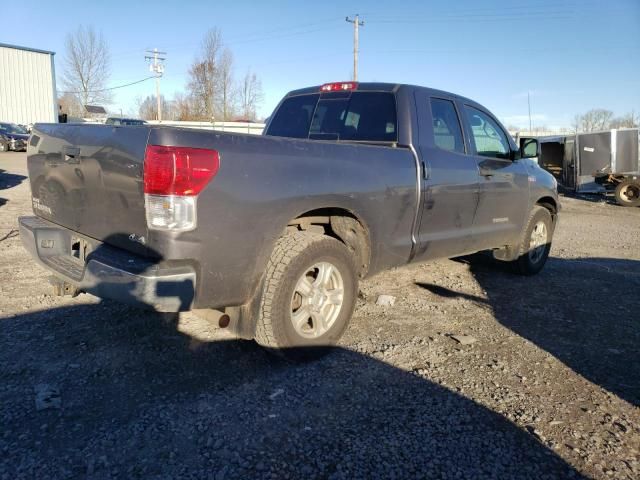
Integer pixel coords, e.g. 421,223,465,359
144,145,220,196
320,82,358,92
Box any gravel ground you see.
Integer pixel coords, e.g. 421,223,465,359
1,151,639,479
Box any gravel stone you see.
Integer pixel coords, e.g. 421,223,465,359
375,294,396,306
451,335,478,345
34,384,61,411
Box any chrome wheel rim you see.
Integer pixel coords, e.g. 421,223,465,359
621,184,639,201
528,221,548,263
290,262,344,338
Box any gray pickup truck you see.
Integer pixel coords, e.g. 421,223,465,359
19,81,559,355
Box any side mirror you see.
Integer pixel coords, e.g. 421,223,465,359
519,138,540,159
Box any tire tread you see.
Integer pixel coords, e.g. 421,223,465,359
254,231,328,349
512,205,552,275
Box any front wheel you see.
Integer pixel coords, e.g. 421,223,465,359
511,206,553,275
255,230,358,359
614,181,640,207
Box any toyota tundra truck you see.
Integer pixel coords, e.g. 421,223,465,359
19,82,559,355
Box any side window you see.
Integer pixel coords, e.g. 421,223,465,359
430,98,465,153
266,94,320,138
464,106,510,159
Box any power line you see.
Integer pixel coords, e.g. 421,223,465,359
366,13,573,24
58,76,156,94
346,14,364,81
109,18,343,60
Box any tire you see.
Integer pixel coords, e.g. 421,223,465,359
614,181,640,207
511,206,553,276
255,230,358,359
0,142,6,152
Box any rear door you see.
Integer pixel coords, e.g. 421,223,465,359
577,131,613,191
461,104,529,250
412,92,480,261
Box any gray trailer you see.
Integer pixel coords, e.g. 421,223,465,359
522,128,639,204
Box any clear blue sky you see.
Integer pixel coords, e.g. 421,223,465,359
3,0,639,128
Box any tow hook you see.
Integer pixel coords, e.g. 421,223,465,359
49,276,81,297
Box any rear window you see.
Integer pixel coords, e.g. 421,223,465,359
266,91,397,143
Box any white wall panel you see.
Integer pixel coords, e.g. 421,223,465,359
0,44,56,124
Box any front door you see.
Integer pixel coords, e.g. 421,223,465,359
461,105,529,251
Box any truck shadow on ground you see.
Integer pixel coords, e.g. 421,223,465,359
0,168,27,208
1,302,585,478
423,255,640,407
0,168,27,191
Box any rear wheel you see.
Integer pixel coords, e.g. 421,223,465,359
255,230,358,359
0,142,7,152
614,181,640,207
511,206,553,275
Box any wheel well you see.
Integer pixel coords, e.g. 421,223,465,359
536,197,558,223
287,208,371,277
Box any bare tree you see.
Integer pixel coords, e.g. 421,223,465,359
57,92,83,117
610,111,638,129
138,95,173,120
61,26,112,111
573,109,614,132
218,48,236,120
185,28,264,122
187,28,223,121
238,69,264,121
172,92,198,121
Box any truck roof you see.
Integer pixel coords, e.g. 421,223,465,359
286,82,476,105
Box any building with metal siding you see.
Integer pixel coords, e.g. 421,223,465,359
0,43,57,124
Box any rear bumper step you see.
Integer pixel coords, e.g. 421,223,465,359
19,216,196,312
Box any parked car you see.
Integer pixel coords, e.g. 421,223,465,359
19,81,559,357
0,122,29,152
104,117,147,126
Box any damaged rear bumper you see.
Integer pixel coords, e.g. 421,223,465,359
18,216,196,312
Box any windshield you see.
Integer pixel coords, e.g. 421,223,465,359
266,91,397,143
0,123,28,135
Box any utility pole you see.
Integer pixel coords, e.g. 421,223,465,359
527,91,532,132
145,49,166,121
345,14,364,81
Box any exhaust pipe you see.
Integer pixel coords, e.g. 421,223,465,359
192,308,231,328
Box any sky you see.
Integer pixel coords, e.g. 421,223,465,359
3,0,639,129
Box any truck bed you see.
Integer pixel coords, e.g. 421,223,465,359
26,124,418,308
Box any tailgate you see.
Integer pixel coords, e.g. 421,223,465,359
27,124,153,256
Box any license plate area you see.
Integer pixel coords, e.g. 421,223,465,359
70,236,90,263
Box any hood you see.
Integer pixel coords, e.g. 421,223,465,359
5,133,29,141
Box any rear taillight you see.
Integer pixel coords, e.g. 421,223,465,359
320,82,358,92
144,145,219,196
143,145,219,231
